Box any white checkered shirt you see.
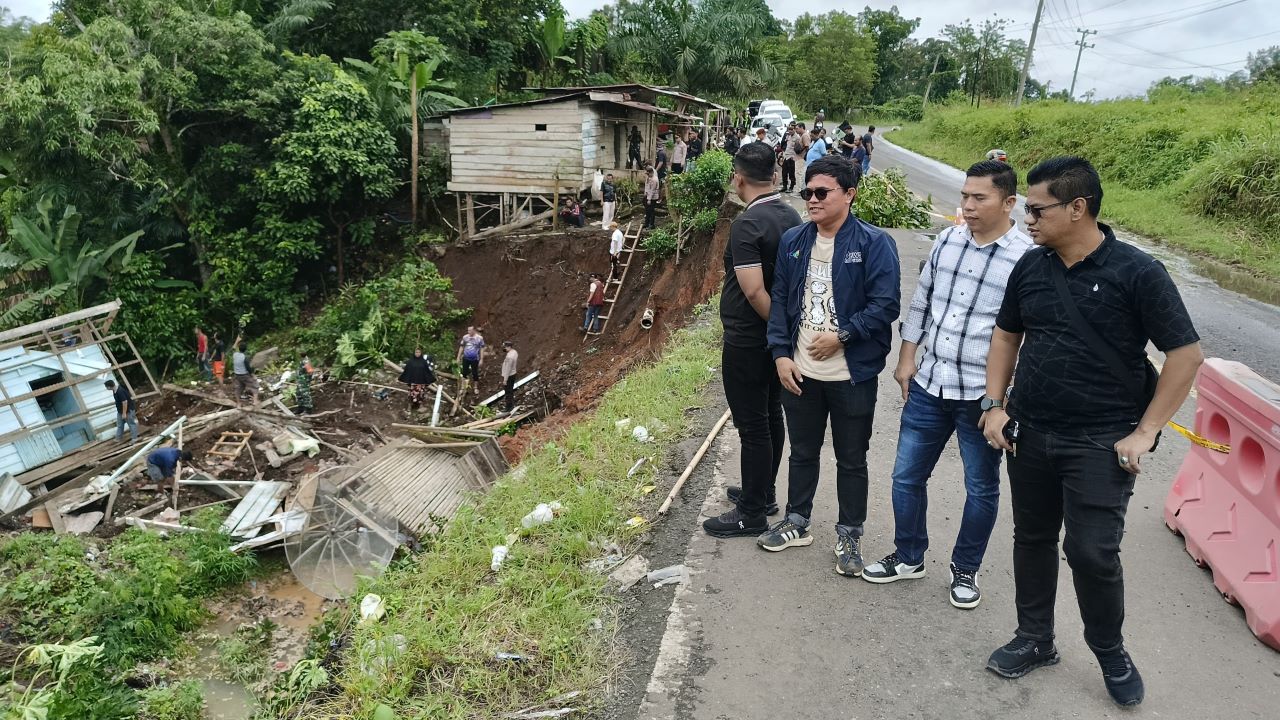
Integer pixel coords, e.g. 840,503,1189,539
900,222,1034,400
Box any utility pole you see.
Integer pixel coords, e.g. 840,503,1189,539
922,55,941,107
1015,0,1046,107
1069,28,1097,100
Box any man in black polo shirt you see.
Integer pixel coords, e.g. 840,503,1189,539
704,141,803,537
980,156,1203,706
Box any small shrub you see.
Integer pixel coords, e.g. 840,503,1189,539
669,149,732,218
299,259,470,376
614,177,641,210
642,225,680,260
138,680,205,720
854,168,932,229
1180,129,1280,231
690,208,719,234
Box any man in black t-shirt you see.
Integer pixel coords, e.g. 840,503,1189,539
104,379,137,443
839,122,858,158
703,141,803,539
980,156,1202,707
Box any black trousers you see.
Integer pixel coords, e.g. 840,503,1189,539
781,375,877,535
781,157,796,191
644,199,657,228
722,343,785,517
627,146,642,169
503,375,516,411
1008,424,1136,652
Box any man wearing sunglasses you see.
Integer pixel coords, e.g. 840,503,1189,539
980,156,1202,707
760,155,901,579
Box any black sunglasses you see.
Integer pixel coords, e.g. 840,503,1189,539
1024,196,1093,220
799,187,843,201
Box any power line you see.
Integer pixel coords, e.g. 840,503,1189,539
1103,27,1280,55
1040,0,1249,32
1093,50,1251,71
1101,0,1251,37
1104,34,1254,69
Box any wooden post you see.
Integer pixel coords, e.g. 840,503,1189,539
466,193,476,238
172,421,183,509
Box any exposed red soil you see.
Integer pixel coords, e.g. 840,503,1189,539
433,203,736,461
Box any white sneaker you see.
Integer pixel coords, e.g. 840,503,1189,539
949,563,982,609
862,552,925,584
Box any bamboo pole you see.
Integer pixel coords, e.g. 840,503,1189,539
657,409,732,515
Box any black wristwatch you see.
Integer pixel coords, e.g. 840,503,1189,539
837,328,852,344
979,396,1004,411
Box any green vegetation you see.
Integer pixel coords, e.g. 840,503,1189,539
294,259,469,376
0,509,255,717
854,169,932,229
641,225,681,260
274,304,722,718
888,83,1280,277
669,149,733,219
138,680,205,720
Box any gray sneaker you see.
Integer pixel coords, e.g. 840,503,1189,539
756,517,813,552
834,533,864,577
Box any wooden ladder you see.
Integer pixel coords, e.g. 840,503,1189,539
208,431,253,461
585,222,644,338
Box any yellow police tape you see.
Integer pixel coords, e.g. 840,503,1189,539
1167,420,1231,453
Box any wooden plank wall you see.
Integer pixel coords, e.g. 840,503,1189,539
447,101,585,195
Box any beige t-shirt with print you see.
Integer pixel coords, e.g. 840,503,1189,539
794,234,850,381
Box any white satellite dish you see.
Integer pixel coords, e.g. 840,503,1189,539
284,466,401,600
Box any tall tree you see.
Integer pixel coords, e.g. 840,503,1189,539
786,12,877,116
611,0,775,97
857,5,921,104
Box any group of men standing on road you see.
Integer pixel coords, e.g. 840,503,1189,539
778,121,874,194
707,137,1203,707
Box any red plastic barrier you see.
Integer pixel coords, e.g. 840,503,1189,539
1165,358,1280,650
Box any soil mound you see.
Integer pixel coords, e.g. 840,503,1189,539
434,205,736,460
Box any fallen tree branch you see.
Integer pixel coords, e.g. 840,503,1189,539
657,409,732,515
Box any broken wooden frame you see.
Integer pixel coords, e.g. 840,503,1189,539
0,300,159,446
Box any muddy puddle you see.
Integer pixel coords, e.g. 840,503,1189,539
177,563,335,719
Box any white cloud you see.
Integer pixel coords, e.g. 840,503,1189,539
2,1,51,21
563,0,1275,99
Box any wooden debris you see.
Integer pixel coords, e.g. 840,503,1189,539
208,431,253,460
123,517,206,534
161,384,311,425
64,512,104,536
44,501,66,534
0,472,32,514
479,371,540,406
221,481,290,539
114,498,170,526
30,507,52,529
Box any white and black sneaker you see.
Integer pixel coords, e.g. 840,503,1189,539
862,552,926,584
949,564,981,609
756,517,813,552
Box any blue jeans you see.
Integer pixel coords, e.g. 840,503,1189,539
583,305,602,332
861,155,871,176
116,409,138,443
889,382,1001,571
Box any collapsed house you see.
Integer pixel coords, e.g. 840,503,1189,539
0,301,158,482
425,83,727,240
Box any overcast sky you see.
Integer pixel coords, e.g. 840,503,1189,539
4,0,1274,98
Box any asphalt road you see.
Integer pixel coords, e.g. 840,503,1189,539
627,228,1280,720
872,136,1280,382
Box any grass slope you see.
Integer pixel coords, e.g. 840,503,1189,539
296,302,723,719
887,85,1280,279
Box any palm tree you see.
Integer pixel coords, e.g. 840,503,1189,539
611,0,774,97
356,31,466,228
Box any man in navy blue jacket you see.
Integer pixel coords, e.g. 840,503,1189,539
760,155,901,578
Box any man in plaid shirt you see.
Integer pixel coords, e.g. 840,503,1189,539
862,160,1033,609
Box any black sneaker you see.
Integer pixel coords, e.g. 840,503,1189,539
725,486,779,516
756,517,813,552
702,508,768,538
949,564,982,609
986,637,1061,678
834,533,864,577
1097,648,1144,706
862,552,926,584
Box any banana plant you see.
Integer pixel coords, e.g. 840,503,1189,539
0,197,146,327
